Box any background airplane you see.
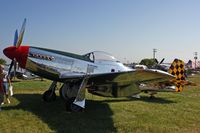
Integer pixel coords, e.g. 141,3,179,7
3,19,183,112
3,64,39,80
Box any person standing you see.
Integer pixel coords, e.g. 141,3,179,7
0,65,5,110
2,65,12,104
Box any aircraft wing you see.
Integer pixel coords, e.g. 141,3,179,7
59,69,175,86
87,69,175,85
60,69,175,83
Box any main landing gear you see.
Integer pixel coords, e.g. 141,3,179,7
42,81,57,102
59,82,83,112
42,81,83,112
42,77,88,112
60,76,89,112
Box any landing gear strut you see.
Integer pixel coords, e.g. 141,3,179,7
60,76,89,112
42,81,57,102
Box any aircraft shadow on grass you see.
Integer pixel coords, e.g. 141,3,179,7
132,96,176,104
3,94,175,133
100,96,176,104
3,94,117,133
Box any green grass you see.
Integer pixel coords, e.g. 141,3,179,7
0,76,200,133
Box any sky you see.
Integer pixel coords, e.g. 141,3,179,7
1,0,200,63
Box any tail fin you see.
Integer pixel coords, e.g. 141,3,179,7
168,59,185,92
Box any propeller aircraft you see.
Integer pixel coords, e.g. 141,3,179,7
3,19,185,112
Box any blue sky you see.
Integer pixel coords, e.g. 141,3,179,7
1,0,200,63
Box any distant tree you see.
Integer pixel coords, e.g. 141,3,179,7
139,58,157,68
0,58,6,65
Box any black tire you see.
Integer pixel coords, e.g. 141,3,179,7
65,97,75,111
42,90,56,102
70,103,83,112
59,85,69,100
59,83,78,101
65,97,83,112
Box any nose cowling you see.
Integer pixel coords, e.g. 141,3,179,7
3,46,29,68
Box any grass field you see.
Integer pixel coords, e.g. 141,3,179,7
0,75,200,133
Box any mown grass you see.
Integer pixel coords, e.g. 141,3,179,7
0,75,200,133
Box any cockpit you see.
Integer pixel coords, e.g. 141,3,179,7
83,51,119,62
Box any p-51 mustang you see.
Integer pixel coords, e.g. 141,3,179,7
3,19,185,111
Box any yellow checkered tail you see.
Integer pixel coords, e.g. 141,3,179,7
168,59,185,92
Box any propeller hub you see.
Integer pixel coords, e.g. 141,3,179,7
3,46,29,68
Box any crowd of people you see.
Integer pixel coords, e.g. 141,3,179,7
0,65,13,111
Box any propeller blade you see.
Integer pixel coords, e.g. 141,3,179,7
13,59,17,78
16,18,26,48
17,62,20,70
154,58,159,64
159,58,165,64
8,60,14,77
13,30,18,46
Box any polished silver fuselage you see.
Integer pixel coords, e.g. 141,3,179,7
26,47,131,81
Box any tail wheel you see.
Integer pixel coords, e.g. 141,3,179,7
42,90,56,102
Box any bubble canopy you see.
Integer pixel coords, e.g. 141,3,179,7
83,51,119,62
